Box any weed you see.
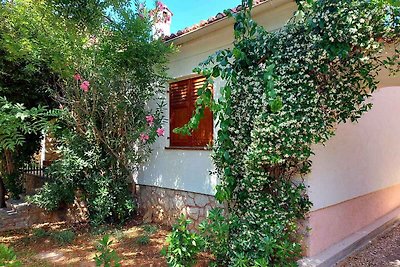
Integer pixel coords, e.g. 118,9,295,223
94,235,121,267
32,228,48,239
136,235,150,245
142,224,158,235
51,230,75,245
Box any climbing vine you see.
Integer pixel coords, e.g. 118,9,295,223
175,0,400,265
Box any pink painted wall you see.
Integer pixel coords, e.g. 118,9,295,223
307,183,400,256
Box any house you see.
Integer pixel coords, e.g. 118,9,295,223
138,0,400,265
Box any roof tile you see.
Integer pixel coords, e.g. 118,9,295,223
164,0,270,41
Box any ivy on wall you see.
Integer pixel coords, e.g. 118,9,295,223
175,0,400,265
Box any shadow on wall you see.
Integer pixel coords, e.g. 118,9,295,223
138,144,218,195
308,85,400,211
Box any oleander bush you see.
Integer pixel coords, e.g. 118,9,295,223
2,0,175,224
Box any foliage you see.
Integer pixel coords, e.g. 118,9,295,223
51,230,76,245
94,235,121,267
0,244,21,267
175,0,400,265
0,0,64,204
0,98,50,154
29,176,75,211
0,98,57,205
161,215,204,267
23,0,173,224
2,172,22,200
31,130,136,225
198,208,229,266
32,228,48,239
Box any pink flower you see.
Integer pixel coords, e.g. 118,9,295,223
156,1,164,9
80,81,90,92
140,133,149,142
146,115,154,126
156,128,165,137
74,73,81,81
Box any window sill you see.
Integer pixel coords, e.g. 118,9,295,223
165,146,212,151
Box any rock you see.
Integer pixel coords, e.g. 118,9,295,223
194,194,210,208
143,209,153,223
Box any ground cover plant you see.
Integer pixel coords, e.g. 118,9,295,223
171,0,400,266
0,244,21,267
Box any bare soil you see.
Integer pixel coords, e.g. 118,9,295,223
337,224,400,266
0,219,211,267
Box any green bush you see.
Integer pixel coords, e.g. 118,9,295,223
0,244,21,267
32,228,48,239
31,132,136,225
94,235,121,267
3,172,23,200
51,230,75,245
30,179,75,211
198,208,229,266
18,0,171,226
162,215,204,267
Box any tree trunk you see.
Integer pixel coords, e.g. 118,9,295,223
0,150,14,208
0,177,6,208
4,149,15,174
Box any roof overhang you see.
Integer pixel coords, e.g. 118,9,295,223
166,0,293,45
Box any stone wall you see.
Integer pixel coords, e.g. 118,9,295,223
0,199,87,232
138,185,220,227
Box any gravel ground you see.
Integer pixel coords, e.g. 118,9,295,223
337,223,400,266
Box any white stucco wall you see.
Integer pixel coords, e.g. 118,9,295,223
308,85,400,211
139,1,297,195
139,0,400,213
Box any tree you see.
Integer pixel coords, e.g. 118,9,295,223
0,0,64,204
23,0,174,224
0,98,51,208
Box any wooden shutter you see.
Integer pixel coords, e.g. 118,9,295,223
170,80,191,147
169,77,213,147
191,77,213,147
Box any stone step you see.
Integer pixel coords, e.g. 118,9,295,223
0,208,18,216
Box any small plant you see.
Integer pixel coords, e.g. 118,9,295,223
136,235,150,246
91,225,110,236
51,230,75,245
198,208,229,265
161,215,204,267
32,228,48,239
142,224,158,235
0,244,21,267
112,229,126,241
94,235,121,267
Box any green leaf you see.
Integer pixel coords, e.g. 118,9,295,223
269,97,283,113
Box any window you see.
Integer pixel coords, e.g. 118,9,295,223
169,76,213,148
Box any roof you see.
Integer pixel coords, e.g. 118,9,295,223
164,0,270,41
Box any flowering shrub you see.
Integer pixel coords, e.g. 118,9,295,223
31,1,173,224
176,0,399,265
